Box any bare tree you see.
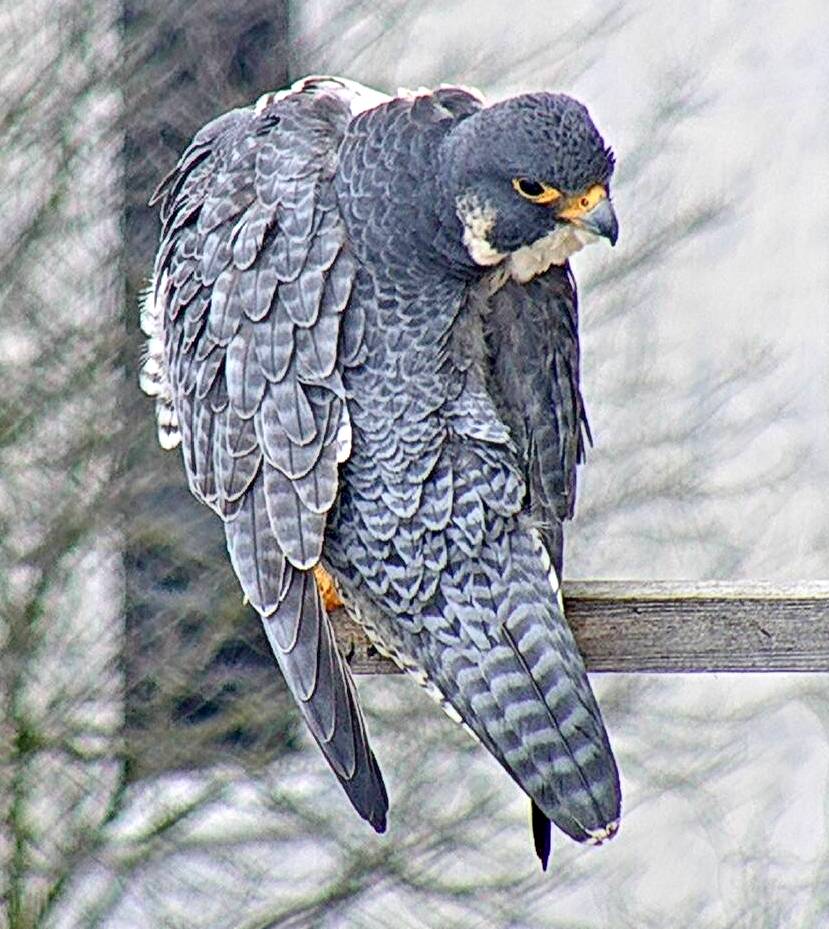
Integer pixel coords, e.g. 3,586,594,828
121,0,297,782
0,3,123,926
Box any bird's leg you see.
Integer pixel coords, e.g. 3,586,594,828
313,563,345,612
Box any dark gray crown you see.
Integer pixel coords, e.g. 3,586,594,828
442,92,614,196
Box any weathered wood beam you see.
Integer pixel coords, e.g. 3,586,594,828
332,581,829,674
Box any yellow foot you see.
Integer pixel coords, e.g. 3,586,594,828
313,564,344,612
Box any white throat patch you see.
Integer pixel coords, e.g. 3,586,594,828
456,194,599,283
456,197,506,267
507,225,598,283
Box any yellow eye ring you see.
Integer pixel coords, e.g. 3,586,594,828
512,177,562,204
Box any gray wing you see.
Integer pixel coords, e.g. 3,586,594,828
483,265,589,577
144,82,388,830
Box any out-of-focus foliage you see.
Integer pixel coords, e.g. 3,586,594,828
0,1,300,925
1,0,827,927
0,3,123,926
121,0,296,781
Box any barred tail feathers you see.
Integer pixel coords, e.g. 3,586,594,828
420,524,620,846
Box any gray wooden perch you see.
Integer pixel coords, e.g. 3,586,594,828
332,581,829,674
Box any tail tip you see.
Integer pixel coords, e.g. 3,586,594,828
368,808,388,834
584,817,620,846
531,801,552,871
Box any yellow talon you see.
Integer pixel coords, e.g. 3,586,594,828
313,564,344,612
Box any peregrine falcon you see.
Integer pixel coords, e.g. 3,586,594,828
141,76,621,869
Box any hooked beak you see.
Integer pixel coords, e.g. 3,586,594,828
578,197,619,246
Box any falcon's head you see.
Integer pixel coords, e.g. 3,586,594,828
441,93,618,281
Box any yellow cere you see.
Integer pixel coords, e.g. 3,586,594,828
557,184,608,220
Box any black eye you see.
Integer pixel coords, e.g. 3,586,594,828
515,178,545,198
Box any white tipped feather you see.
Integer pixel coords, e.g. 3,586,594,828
336,404,353,463
139,271,181,450
438,82,486,104
531,527,564,613
585,818,620,845
256,76,391,118
343,595,480,741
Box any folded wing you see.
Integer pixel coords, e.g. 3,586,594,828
483,265,589,576
144,79,388,830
